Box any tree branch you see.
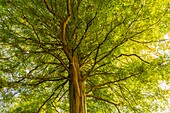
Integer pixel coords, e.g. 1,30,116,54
130,38,169,44
23,16,41,45
113,54,150,64
40,46,69,71
87,95,121,113
73,12,98,52
60,0,72,61
43,0,56,16
82,19,125,81
36,80,68,113
67,0,71,15
86,73,138,94
97,37,128,64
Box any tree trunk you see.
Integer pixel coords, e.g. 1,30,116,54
69,55,87,113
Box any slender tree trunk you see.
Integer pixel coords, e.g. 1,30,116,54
69,55,87,113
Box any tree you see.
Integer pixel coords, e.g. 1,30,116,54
0,0,170,113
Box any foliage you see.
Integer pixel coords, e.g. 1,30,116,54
0,0,170,113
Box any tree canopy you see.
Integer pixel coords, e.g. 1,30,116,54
0,0,170,113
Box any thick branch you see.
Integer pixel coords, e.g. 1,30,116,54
60,0,72,60
67,0,71,15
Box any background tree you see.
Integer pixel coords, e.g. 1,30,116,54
0,0,170,113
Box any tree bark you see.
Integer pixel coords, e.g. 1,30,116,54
69,55,87,113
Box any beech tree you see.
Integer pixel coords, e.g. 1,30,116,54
0,0,170,113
